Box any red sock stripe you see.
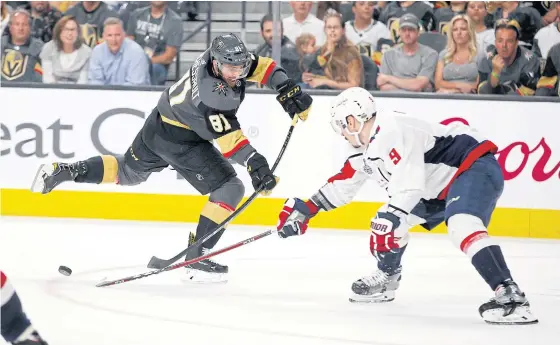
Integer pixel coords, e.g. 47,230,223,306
1,271,6,288
460,230,488,253
212,201,235,212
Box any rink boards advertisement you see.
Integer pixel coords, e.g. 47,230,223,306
0,87,559,239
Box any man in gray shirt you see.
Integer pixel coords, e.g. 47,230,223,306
378,13,438,92
127,1,183,85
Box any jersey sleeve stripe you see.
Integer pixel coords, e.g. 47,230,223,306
246,56,277,84
160,114,192,130
217,129,250,158
327,159,357,183
536,76,558,89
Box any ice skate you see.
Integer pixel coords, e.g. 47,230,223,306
30,162,84,194
11,326,48,345
182,233,228,284
479,280,538,325
349,266,402,303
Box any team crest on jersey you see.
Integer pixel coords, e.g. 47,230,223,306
1,49,27,81
213,81,228,96
81,24,99,48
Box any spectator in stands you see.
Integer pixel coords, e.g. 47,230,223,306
126,1,182,85
345,1,390,58
478,19,541,95
65,1,118,48
536,42,560,96
534,1,560,59
255,14,301,83
40,15,91,84
466,1,495,60
378,13,438,92
300,9,363,90
434,1,467,35
88,17,150,85
541,1,558,26
379,1,436,42
1,9,44,82
295,33,317,78
116,1,144,29
30,1,62,43
50,1,78,13
491,1,542,50
283,1,325,47
1,2,11,34
435,15,479,94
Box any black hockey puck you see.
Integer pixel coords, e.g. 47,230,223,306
58,266,72,276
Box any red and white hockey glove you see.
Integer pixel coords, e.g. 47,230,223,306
369,211,405,261
277,198,319,238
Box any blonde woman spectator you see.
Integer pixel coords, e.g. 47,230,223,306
295,32,316,73
301,10,363,90
1,2,10,34
435,15,479,93
466,1,495,60
40,15,91,84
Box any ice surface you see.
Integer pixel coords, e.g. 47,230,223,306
1,216,559,345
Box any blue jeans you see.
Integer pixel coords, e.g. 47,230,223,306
151,63,168,85
411,154,504,229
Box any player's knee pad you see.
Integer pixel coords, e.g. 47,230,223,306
209,176,244,210
447,214,496,258
116,155,150,186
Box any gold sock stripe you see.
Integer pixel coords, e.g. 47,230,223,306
101,155,118,183
200,201,233,224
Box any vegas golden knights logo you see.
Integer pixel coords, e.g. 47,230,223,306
1,49,27,81
439,21,450,36
81,24,99,48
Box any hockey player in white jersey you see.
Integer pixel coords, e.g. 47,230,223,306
275,87,538,325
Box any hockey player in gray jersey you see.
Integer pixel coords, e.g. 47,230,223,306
31,33,313,283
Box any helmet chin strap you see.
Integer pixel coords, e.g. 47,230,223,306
344,121,365,147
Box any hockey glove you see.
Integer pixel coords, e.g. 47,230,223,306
276,198,320,238
369,211,406,261
246,152,277,195
276,80,313,121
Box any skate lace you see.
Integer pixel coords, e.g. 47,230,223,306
361,270,389,288
202,248,222,267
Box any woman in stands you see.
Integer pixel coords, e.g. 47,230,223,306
39,15,91,84
434,14,479,94
466,1,495,59
300,9,363,90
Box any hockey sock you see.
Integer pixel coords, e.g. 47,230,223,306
471,245,513,290
195,201,235,250
74,155,118,184
1,272,31,343
376,245,407,275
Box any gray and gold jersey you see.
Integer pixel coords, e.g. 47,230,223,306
65,2,118,48
157,49,288,165
1,35,44,82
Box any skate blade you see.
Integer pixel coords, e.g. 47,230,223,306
30,164,53,193
482,305,539,325
349,291,395,303
182,269,228,285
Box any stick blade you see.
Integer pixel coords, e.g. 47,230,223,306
147,256,168,269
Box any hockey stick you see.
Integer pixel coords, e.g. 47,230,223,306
97,228,277,287
146,115,298,269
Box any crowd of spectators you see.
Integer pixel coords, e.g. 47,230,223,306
1,1,560,97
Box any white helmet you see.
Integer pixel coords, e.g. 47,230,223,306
330,87,377,146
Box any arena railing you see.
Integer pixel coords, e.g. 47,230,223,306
2,82,560,103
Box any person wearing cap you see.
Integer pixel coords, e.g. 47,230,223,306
477,19,541,95
377,13,438,92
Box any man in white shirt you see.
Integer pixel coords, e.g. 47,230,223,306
345,1,390,57
282,1,325,46
534,1,560,59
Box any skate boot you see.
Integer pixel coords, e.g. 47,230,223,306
30,162,85,194
349,266,402,303
479,280,538,325
182,232,228,284
11,326,48,345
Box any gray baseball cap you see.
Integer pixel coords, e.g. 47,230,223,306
399,13,420,30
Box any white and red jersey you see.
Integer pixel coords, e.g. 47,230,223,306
310,112,498,214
